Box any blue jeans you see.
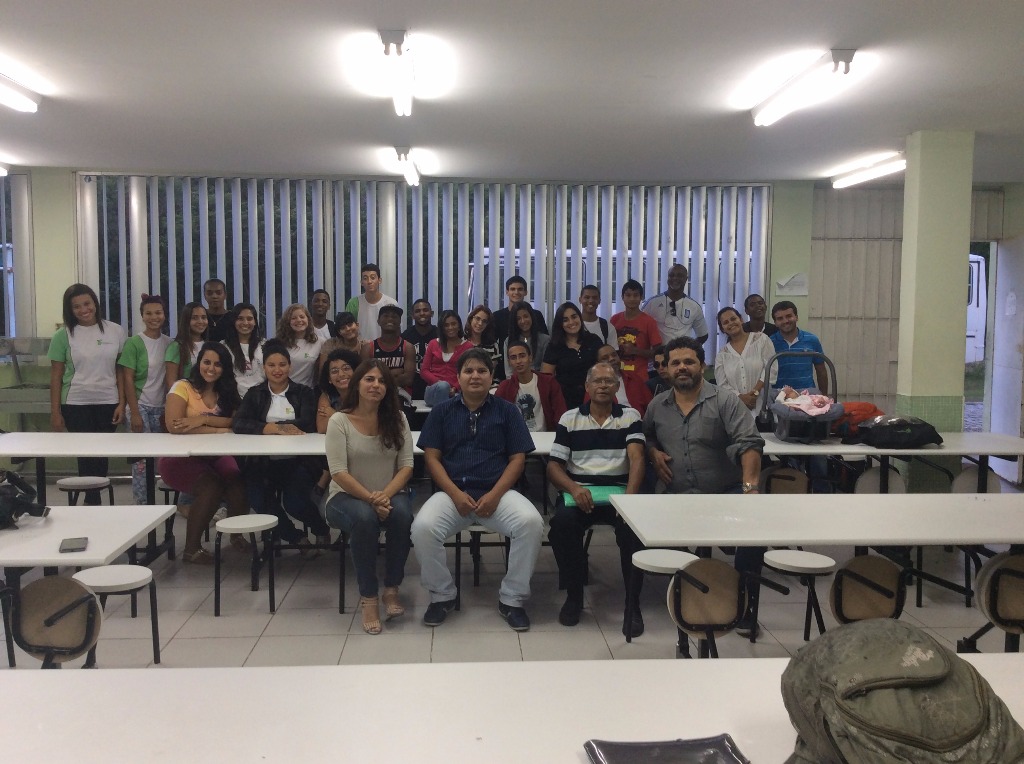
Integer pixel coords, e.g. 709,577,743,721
423,381,452,407
131,402,164,504
326,491,413,598
411,489,542,607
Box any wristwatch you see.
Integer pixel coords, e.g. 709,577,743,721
741,482,757,493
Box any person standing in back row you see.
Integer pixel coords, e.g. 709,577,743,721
579,284,617,347
401,298,438,401
642,264,709,346
49,283,127,505
203,278,231,342
492,275,548,345
770,300,827,392
346,264,398,342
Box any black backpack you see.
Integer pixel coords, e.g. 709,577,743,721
781,619,1024,763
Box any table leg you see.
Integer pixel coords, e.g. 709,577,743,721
35,457,46,506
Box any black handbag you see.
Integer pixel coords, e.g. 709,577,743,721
858,414,943,449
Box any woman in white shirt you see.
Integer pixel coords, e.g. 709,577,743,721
325,360,413,635
119,294,173,504
47,283,126,505
714,306,776,411
274,303,324,387
222,302,265,398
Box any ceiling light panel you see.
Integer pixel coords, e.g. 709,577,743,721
0,73,40,113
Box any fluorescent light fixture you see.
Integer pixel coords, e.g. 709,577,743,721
395,147,420,186
751,49,856,127
832,153,906,188
380,30,414,116
0,164,8,177
0,73,40,113
822,150,900,178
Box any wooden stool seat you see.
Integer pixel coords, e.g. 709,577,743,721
73,564,159,665
625,550,699,644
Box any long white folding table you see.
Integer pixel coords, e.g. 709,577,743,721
3,655,1022,762
0,504,175,588
610,492,1024,549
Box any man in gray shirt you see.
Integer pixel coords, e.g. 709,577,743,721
642,335,766,635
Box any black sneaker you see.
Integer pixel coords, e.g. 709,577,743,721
558,598,583,627
622,608,645,638
498,602,531,631
422,599,457,627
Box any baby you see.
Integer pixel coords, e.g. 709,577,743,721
775,386,833,416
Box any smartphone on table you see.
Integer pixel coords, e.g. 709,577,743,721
59,537,89,553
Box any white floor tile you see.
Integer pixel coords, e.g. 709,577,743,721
264,608,354,636
157,636,258,668
245,635,345,666
520,629,613,661
340,632,434,665
177,611,272,639
430,630,523,663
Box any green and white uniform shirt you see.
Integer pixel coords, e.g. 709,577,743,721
47,322,126,405
119,333,173,407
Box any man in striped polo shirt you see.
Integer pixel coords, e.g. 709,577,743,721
547,361,647,635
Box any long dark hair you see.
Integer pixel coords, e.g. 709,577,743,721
550,301,588,348
340,360,405,451
464,304,496,346
174,302,208,373
187,342,241,415
223,302,262,374
61,283,105,336
509,301,541,357
437,310,464,353
319,348,362,407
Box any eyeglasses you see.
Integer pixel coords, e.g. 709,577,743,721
469,410,481,437
590,378,618,387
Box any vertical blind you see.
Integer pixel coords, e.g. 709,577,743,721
0,176,15,335
83,175,769,362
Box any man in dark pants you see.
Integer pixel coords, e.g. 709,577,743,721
547,361,646,635
643,336,766,636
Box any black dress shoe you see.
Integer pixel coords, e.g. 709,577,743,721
622,609,644,638
498,602,531,631
558,598,583,627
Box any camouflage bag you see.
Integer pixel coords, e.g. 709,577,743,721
781,619,1024,763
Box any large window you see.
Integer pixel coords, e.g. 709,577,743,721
0,176,16,335
84,175,769,362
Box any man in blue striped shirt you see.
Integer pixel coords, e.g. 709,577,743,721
547,361,647,634
411,349,542,632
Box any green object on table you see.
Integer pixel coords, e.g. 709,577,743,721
562,485,626,507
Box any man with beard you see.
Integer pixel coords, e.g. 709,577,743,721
642,336,766,636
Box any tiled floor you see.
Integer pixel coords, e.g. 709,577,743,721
2,475,1019,669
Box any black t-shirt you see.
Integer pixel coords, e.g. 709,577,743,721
541,332,602,409
743,320,779,337
401,325,439,399
206,311,230,342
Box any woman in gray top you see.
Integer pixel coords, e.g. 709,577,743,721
325,360,414,635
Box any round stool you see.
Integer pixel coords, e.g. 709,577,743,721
57,476,115,506
625,549,699,643
763,549,836,642
13,576,102,668
73,564,160,666
951,466,1002,494
156,478,179,504
213,514,278,617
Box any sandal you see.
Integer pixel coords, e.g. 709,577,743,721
382,586,405,620
229,534,251,554
182,547,213,564
360,596,382,635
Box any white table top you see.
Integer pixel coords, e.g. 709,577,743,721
0,430,556,458
3,655,1022,762
761,430,1024,458
611,492,1024,547
0,505,175,567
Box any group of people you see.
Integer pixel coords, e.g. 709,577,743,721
47,264,829,637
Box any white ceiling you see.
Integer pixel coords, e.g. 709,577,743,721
2,0,1024,184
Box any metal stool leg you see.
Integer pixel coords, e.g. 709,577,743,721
148,580,161,664
625,565,640,643
338,531,347,614
264,530,276,613
214,531,223,616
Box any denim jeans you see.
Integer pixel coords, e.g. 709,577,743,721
423,381,452,407
326,491,413,598
411,489,542,607
131,402,164,504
